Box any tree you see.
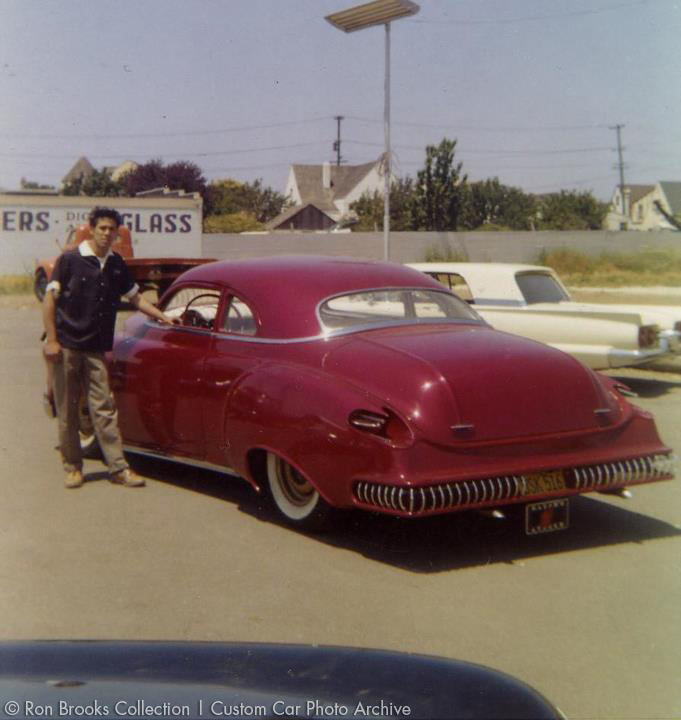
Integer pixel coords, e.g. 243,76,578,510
206,178,289,224
62,168,124,197
349,177,416,231
20,178,55,190
203,211,264,233
536,190,608,230
462,178,537,231
122,159,207,200
412,138,467,231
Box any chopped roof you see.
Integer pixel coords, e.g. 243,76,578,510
174,255,441,339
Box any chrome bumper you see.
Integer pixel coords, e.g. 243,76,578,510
660,328,681,353
353,454,676,515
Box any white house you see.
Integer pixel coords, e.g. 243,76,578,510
606,181,681,231
283,155,388,226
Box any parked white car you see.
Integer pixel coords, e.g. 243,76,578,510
407,263,681,371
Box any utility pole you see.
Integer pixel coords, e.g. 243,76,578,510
333,115,344,166
610,123,627,225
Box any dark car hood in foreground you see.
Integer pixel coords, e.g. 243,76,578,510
322,324,619,444
0,641,563,719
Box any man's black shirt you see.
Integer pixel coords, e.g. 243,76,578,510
50,247,136,352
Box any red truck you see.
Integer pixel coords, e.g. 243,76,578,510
34,224,212,301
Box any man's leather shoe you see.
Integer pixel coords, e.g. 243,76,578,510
65,470,83,489
110,469,145,487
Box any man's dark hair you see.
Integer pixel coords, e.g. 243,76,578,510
89,207,122,228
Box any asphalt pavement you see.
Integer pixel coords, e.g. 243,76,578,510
1,295,679,720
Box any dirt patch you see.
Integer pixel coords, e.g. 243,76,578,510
0,293,40,311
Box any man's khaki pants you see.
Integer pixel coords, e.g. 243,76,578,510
53,348,129,474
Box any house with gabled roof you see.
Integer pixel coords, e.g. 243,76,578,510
61,156,138,189
265,203,337,232
606,181,681,230
61,156,96,188
281,155,388,229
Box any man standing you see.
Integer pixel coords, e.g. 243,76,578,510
43,207,174,489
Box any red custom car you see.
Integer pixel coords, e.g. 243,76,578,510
106,256,675,532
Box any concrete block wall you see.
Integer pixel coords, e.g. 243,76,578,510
202,230,680,265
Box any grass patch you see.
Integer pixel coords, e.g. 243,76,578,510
0,274,33,295
536,247,681,286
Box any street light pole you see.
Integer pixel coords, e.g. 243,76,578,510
383,21,390,261
325,0,420,262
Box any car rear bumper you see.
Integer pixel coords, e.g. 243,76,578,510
352,452,676,516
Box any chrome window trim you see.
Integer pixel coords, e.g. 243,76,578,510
316,285,484,331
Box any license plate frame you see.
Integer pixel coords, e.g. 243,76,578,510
525,498,570,535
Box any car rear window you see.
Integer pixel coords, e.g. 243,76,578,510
515,272,569,304
318,288,480,332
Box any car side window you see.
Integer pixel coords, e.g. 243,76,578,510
162,287,221,330
222,295,257,336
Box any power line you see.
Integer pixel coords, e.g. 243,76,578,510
409,0,657,26
0,141,325,161
345,139,614,155
0,116,333,141
345,115,609,132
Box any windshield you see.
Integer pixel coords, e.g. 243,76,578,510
318,288,481,332
515,272,570,304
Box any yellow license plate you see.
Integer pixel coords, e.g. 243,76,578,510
520,470,566,497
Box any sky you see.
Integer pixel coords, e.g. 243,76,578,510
0,0,679,201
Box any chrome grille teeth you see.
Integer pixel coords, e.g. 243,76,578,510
575,467,584,490
595,464,603,487
353,455,673,513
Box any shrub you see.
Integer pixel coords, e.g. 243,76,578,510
0,274,33,295
203,212,264,234
424,245,469,262
536,247,681,286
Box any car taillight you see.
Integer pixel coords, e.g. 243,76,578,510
613,382,637,398
638,324,658,348
348,409,413,446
